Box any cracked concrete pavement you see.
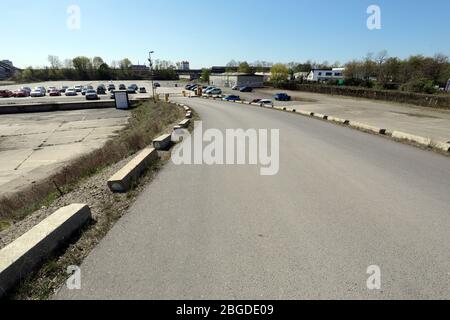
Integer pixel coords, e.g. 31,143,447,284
0,108,130,197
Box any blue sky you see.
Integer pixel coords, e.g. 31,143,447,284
2,0,449,68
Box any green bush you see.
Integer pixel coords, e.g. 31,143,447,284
401,78,437,94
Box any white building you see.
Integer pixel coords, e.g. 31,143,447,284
177,61,190,71
209,73,264,88
306,68,345,82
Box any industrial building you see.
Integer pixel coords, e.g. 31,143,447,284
209,73,264,88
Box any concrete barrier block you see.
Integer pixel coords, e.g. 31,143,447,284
153,134,173,151
179,119,191,128
0,204,91,298
107,147,158,192
328,116,349,124
350,122,387,135
393,131,433,146
312,113,326,119
392,131,432,147
433,141,450,152
296,110,311,116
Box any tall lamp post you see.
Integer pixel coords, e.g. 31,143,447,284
148,51,155,101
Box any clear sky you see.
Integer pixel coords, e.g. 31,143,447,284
2,0,449,69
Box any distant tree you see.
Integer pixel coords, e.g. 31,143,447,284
270,63,290,82
201,68,211,82
238,61,253,74
92,56,105,69
48,55,62,69
119,58,133,79
226,59,239,67
63,59,73,69
97,63,112,80
120,58,132,69
72,56,92,80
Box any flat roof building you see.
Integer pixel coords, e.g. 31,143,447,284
209,73,264,88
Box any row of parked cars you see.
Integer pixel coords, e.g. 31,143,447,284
183,83,292,106
0,83,148,100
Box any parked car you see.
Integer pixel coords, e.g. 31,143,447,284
273,93,291,101
153,83,160,88
139,87,147,93
85,89,99,100
60,86,69,93
75,85,83,92
108,84,116,91
47,86,57,93
97,86,107,95
203,86,215,94
185,84,194,90
207,88,222,95
49,88,61,96
259,99,274,107
127,86,137,94
129,84,139,91
119,84,126,90
65,88,77,96
30,88,45,97
21,87,32,94
240,86,253,92
0,90,13,98
36,87,46,96
81,86,93,95
223,95,241,101
13,89,30,97
232,85,240,90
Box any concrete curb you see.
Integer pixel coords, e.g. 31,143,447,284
153,134,173,151
179,119,191,128
107,147,159,192
349,121,388,135
0,204,91,298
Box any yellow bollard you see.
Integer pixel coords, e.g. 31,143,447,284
165,94,169,102
182,91,186,97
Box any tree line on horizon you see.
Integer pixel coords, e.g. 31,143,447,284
220,52,450,94
11,52,450,94
12,55,178,82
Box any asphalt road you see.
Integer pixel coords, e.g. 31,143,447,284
56,97,450,300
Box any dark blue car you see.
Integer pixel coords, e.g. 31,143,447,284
240,86,253,92
222,95,241,101
274,93,291,101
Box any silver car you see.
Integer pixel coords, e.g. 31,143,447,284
30,88,45,97
65,88,77,96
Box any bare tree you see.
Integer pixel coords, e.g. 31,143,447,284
48,55,62,69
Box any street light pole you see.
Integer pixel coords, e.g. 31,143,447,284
148,51,155,101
